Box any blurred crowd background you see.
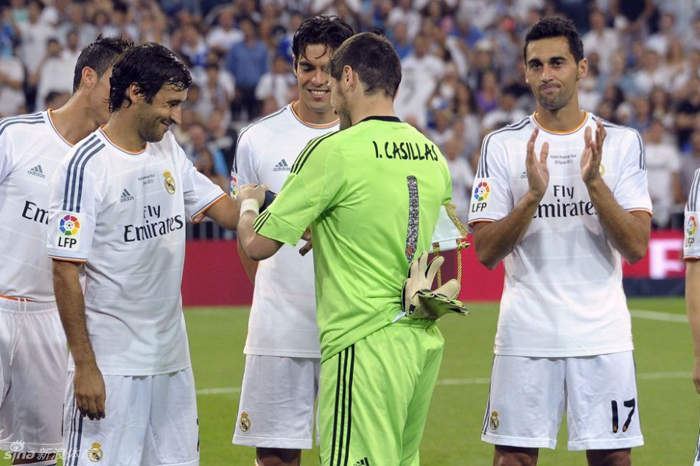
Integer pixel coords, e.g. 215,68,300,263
0,0,698,229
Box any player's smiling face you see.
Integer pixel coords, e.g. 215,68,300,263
525,36,587,112
295,44,333,116
136,84,188,143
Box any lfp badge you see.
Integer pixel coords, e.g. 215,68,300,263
687,214,697,248
471,181,490,214
56,213,83,249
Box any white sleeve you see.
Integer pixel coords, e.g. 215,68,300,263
0,131,14,185
46,146,101,262
230,129,259,198
685,169,700,260
467,134,512,225
179,146,226,223
612,129,652,213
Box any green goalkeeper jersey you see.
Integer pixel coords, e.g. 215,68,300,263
254,116,452,362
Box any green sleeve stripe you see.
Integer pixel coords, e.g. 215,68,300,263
291,131,340,175
253,210,272,231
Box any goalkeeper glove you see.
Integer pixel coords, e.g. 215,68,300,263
401,252,469,320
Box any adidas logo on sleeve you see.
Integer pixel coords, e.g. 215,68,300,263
273,159,290,172
27,165,45,178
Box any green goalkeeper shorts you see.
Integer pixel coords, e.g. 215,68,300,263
319,317,445,466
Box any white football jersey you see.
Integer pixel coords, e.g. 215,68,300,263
47,129,225,375
469,113,652,357
684,169,700,260
231,103,338,358
0,111,73,301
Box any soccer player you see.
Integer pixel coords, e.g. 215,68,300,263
0,36,131,466
47,43,239,466
230,15,353,466
469,17,651,466
684,168,700,466
235,32,452,465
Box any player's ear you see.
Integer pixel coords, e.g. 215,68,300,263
80,66,97,90
577,57,588,80
292,56,298,78
128,83,144,102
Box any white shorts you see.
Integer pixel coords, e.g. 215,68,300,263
63,368,199,466
233,355,320,449
481,352,644,451
0,299,67,452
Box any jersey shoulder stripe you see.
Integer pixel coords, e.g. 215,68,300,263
591,116,646,170
290,130,343,175
252,210,272,232
232,107,288,172
62,135,105,212
478,117,530,178
0,113,45,136
690,170,700,211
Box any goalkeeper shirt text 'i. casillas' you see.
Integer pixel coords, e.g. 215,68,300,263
254,116,452,362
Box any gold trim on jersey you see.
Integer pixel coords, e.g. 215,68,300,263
290,100,339,129
99,127,147,155
533,111,588,135
47,108,75,147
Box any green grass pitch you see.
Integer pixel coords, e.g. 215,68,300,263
1,298,694,465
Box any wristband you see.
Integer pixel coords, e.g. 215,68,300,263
240,198,260,218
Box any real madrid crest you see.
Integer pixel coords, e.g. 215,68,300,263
490,410,500,431
163,170,176,194
87,442,103,462
240,412,251,432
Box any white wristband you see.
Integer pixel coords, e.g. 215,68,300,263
240,198,260,218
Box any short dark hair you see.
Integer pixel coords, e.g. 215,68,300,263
72,35,132,92
523,16,584,63
292,15,354,67
329,32,401,98
109,43,193,112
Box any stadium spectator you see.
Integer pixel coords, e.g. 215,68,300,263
476,69,500,115
58,3,96,48
674,76,700,151
178,23,207,69
388,22,412,59
680,130,700,199
206,7,243,55
481,88,528,133
225,16,268,120
582,8,621,74
387,0,421,43
255,53,296,109
633,48,672,94
443,134,474,223
645,119,683,228
0,42,25,117
35,37,74,110
17,1,56,78
185,121,229,178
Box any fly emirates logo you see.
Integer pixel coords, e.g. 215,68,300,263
123,204,184,242
534,184,596,219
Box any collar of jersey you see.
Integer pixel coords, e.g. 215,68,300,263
99,127,147,155
358,116,402,124
289,100,339,129
46,108,75,148
532,111,588,135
